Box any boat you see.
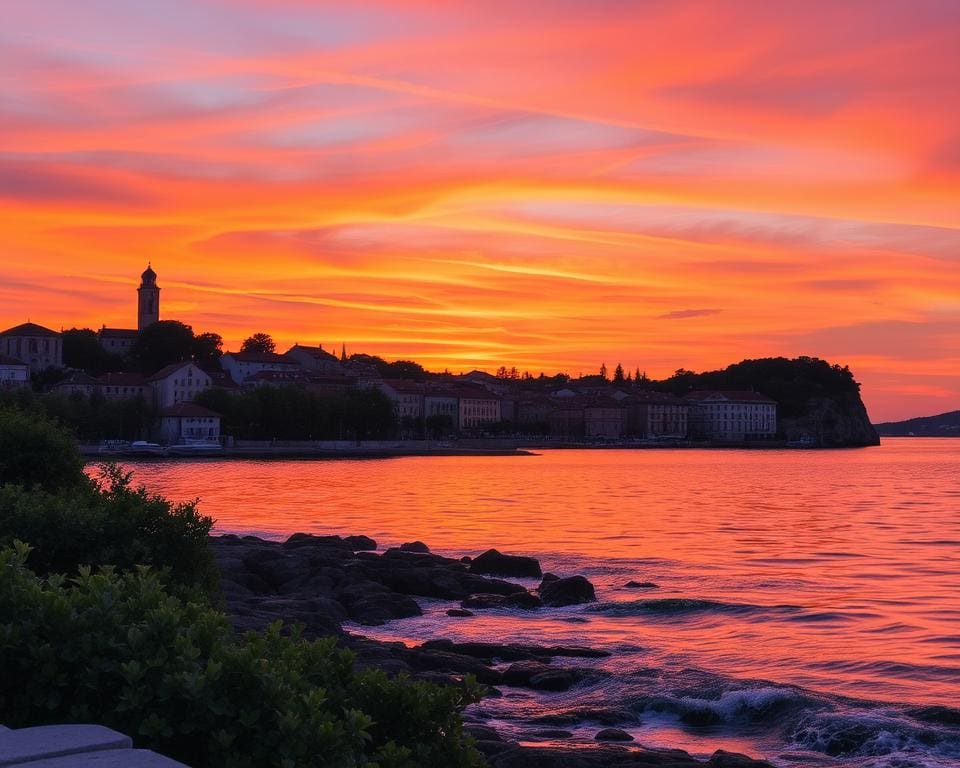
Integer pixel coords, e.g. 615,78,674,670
166,439,223,456
98,439,131,455
129,441,167,456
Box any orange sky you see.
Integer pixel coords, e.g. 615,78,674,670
2,1,958,422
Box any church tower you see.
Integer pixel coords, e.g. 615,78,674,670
137,263,160,330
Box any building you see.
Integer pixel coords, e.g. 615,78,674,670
584,399,626,438
98,264,161,353
0,322,63,373
625,391,688,438
423,388,458,425
51,371,100,397
0,355,29,389
379,379,424,420
685,390,777,441
98,372,149,400
147,361,212,409
97,327,139,356
137,263,160,330
283,344,343,374
221,351,301,385
456,386,501,431
158,402,221,444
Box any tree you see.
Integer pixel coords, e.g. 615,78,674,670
129,320,195,374
0,406,86,492
613,363,625,383
599,362,608,380
62,328,122,375
192,332,223,365
241,333,276,354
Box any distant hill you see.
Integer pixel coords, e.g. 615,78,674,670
874,410,960,437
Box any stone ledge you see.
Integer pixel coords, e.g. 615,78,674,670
0,725,187,767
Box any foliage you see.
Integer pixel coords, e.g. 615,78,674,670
653,356,861,419
0,388,154,443
0,464,217,595
0,406,86,491
62,328,123,375
129,320,196,374
377,359,428,381
196,386,396,441
0,544,485,768
240,332,276,354
193,332,224,364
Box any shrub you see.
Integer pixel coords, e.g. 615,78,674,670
0,405,86,491
0,464,217,596
0,543,485,768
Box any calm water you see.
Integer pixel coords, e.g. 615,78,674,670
112,439,960,767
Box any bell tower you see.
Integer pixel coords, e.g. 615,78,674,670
137,263,160,330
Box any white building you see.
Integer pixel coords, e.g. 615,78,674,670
0,322,62,373
158,402,221,444
221,351,301,385
0,355,29,389
685,390,777,441
456,386,501,430
147,361,212,409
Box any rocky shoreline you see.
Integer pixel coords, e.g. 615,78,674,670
213,533,772,768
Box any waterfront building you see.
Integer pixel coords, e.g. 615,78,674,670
147,361,212,409
455,386,501,430
583,399,627,438
0,322,63,373
0,355,29,389
625,391,689,438
379,379,424,419
158,402,221,444
685,390,777,441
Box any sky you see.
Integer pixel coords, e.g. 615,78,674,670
2,1,959,422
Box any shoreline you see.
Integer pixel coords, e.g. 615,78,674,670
78,438,876,460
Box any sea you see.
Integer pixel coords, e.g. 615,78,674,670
112,438,960,767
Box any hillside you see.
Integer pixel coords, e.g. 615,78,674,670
874,410,960,437
653,356,881,447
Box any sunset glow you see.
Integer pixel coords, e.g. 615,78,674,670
3,1,959,421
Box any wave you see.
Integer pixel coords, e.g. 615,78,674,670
586,597,800,617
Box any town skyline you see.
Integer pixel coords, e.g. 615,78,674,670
3,2,959,423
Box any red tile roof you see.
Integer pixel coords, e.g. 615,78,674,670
98,327,139,338
98,372,146,386
147,361,200,381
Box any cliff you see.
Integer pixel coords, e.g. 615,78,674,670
779,393,880,447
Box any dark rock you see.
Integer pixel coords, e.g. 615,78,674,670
402,648,504,685
502,661,553,686
595,728,634,742
421,639,609,661
461,590,541,609
447,608,474,617
708,750,775,767
486,744,767,767
399,540,430,553
464,725,505,742
540,572,559,583
529,669,579,691
343,534,377,550
470,548,542,578
525,729,573,740
539,575,596,606
530,707,635,727
336,580,422,625
624,580,659,589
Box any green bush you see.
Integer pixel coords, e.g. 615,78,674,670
0,406,86,491
0,543,485,768
0,464,217,596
